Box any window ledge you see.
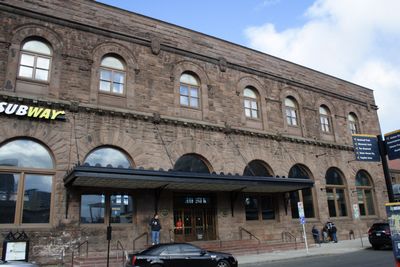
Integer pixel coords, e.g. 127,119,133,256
98,91,126,98
17,77,50,86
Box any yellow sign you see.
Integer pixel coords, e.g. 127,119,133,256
0,102,66,121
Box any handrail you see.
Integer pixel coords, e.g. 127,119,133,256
239,226,261,244
116,240,127,264
133,232,148,251
169,228,174,242
281,231,297,250
71,240,89,266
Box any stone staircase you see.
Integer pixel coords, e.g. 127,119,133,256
194,238,307,255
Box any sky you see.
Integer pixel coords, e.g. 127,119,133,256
97,0,400,135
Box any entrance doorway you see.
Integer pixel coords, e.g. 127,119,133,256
173,195,216,242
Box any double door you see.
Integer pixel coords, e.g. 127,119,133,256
174,208,216,242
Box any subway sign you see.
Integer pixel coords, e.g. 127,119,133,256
0,102,66,121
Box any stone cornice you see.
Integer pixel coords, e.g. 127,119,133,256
0,3,371,109
0,92,354,152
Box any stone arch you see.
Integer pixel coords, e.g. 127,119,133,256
172,60,210,119
167,137,223,172
345,105,363,133
243,159,274,176
83,144,134,168
11,23,64,53
172,60,210,86
237,76,268,128
5,24,64,95
89,42,138,105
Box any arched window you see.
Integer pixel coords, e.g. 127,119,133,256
179,73,200,108
0,139,54,224
319,105,331,133
243,160,275,221
99,55,126,94
173,154,211,173
289,164,315,218
243,87,259,119
243,160,273,177
84,147,132,168
18,39,52,81
325,167,348,217
285,97,298,126
348,113,359,135
356,170,375,216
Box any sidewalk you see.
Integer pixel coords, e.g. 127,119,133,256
237,237,369,266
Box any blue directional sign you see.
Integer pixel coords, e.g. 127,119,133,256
352,134,380,162
385,130,400,160
299,217,306,225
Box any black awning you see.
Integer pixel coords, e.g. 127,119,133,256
64,166,313,193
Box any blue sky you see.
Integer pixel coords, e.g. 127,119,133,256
97,0,400,135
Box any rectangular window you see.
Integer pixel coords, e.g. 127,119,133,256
261,196,275,220
0,173,20,224
110,195,133,223
80,194,105,224
245,196,259,220
357,190,366,216
336,189,347,216
365,190,375,215
326,188,336,217
22,174,52,223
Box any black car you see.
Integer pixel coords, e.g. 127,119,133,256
126,243,238,267
368,222,392,249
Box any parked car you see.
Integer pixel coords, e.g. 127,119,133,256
368,222,392,250
126,243,238,267
0,261,38,267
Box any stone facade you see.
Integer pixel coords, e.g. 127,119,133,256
0,0,387,265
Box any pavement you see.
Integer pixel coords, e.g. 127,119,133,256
237,237,370,266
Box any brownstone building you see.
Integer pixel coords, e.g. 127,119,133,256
0,0,388,265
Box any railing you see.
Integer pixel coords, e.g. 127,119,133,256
133,232,149,251
281,231,297,250
169,228,174,242
116,240,127,265
239,226,261,244
71,240,89,266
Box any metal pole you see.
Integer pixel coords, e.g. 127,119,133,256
106,222,112,267
302,224,309,255
377,135,395,202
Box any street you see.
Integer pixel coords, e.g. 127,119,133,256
243,248,394,267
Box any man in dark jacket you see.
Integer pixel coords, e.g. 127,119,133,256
149,213,162,245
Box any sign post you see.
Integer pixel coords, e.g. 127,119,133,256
352,134,395,202
352,204,363,247
385,130,400,160
298,202,309,254
385,203,400,267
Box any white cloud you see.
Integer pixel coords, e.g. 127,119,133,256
244,0,400,134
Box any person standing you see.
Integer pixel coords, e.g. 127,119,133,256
331,223,338,243
149,213,162,245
